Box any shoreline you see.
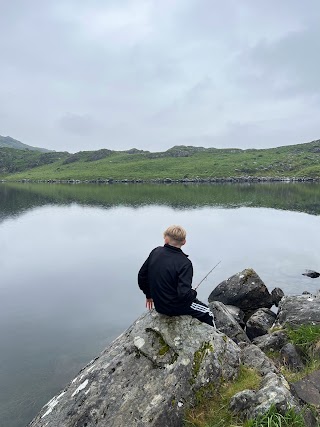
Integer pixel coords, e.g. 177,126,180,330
1,176,320,184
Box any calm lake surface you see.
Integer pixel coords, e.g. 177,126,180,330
1,182,320,427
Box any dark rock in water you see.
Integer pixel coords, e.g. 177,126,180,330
271,287,285,306
225,304,245,327
280,343,305,371
302,270,320,279
27,311,240,427
230,372,300,419
208,268,273,312
275,294,320,327
245,308,276,341
292,370,320,407
252,331,287,353
208,301,250,344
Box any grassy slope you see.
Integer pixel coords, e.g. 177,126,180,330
0,147,68,175
1,140,320,181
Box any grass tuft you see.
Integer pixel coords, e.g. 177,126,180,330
286,324,320,359
244,405,306,427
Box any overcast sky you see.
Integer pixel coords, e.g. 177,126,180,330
1,0,320,153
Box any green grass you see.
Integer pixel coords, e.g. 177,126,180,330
184,365,309,427
286,324,320,360
184,365,261,427
1,139,320,181
265,325,320,383
0,147,67,175
280,358,320,383
245,405,306,427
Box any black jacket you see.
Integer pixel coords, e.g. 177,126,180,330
138,244,197,314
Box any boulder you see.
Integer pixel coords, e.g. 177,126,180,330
252,331,287,353
208,268,273,312
230,372,300,419
245,308,276,341
275,294,320,327
239,343,278,376
208,301,250,344
28,311,240,427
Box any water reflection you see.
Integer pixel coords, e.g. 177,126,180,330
1,181,320,218
0,183,320,427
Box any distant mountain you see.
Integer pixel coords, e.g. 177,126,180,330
0,135,51,152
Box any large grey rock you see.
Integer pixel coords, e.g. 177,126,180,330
276,294,320,327
245,308,276,341
28,311,240,427
208,268,273,311
230,372,300,419
208,301,250,344
240,343,278,376
252,331,287,353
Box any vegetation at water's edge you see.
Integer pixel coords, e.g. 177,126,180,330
1,139,320,181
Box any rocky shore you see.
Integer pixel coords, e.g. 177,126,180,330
28,269,320,427
1,176,320,184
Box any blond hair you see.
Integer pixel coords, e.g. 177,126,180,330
163,225,186,244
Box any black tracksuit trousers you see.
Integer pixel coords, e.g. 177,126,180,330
162,298,214,327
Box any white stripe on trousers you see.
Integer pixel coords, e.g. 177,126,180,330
190,302,216,329
191,302,212,313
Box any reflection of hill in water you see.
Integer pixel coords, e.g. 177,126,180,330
1,182,320,221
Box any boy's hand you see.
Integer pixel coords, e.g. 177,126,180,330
146,298,154,310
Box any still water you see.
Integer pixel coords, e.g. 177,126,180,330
1,182,320,427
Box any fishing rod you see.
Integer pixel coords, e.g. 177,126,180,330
194,260,221,290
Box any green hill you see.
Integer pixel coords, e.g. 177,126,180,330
0,147,68,175
1,139,320,181
0,135,50,152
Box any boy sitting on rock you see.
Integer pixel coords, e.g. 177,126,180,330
138,225,214,327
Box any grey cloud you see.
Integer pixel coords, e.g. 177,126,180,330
1,0,320,151
58,113,99,136
246,28,320,96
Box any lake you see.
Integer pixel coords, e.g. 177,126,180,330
1,182,320,427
